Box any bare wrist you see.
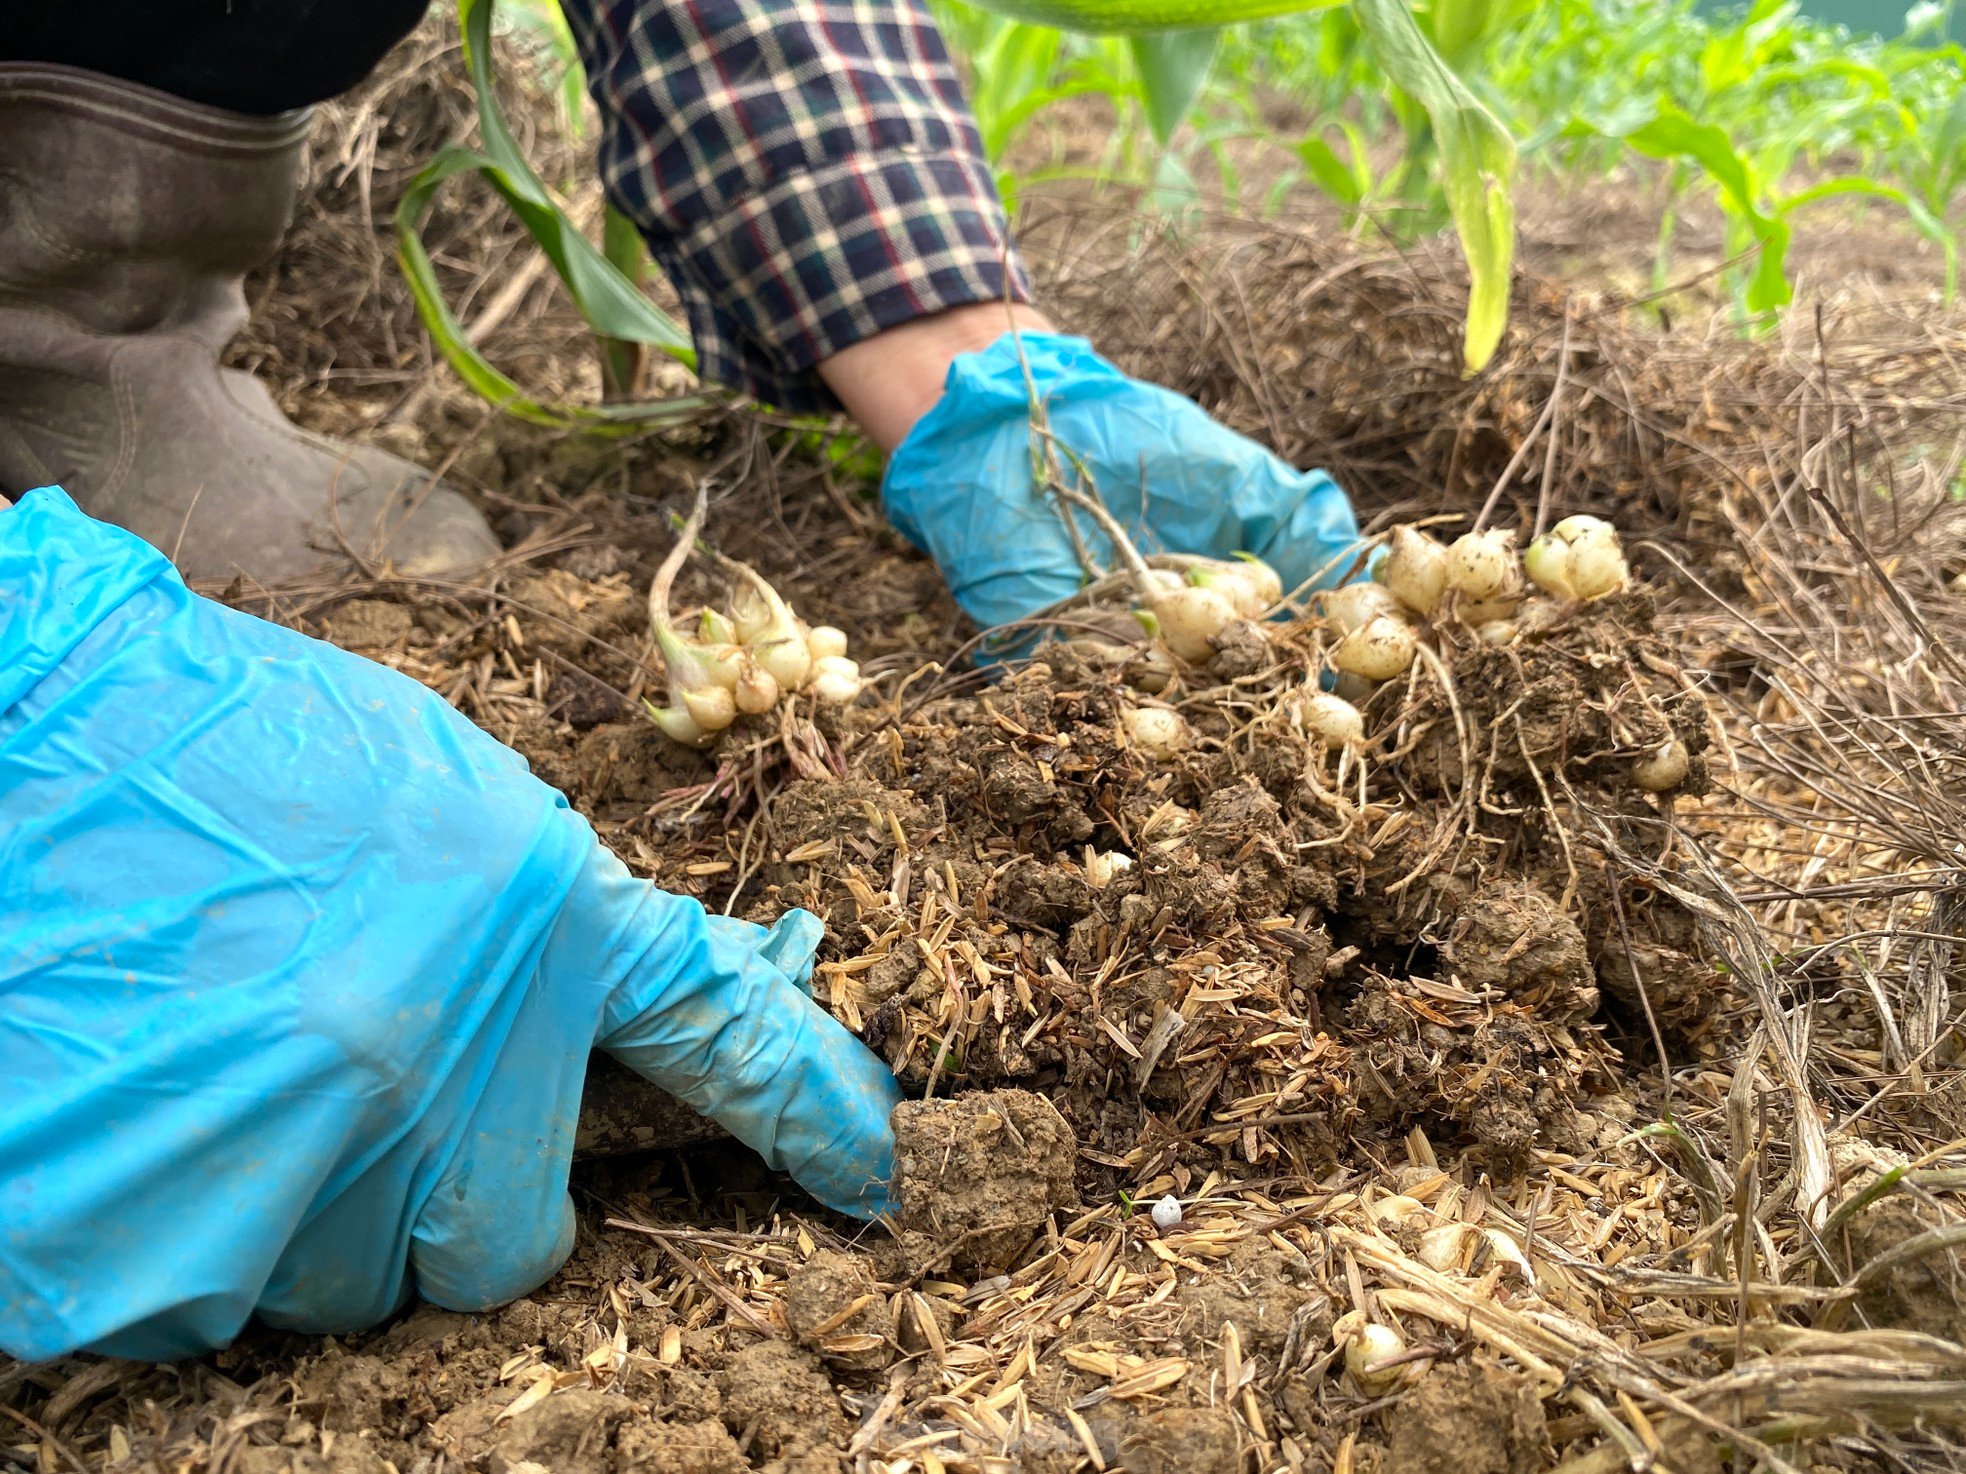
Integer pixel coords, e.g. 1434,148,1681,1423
817,301,1055,454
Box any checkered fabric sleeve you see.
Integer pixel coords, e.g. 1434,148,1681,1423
560,0,1036,411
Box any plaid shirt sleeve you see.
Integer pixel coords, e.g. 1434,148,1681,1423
559,0,1036,412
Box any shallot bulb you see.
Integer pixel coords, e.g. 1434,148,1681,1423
1151,585,1238,663
1331,615,1418,681
1318,581,1408,636
1300,691,1365,748
1122,706,1190,760
1445,529,1519,602
1632,737,1689,792
1334,1311,1408,1396
1188,557,1283,619
1382,526,1450,615
807,625,850,663
810,654,863,704
1525,514,1629,602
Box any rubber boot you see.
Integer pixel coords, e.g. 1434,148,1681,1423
0,64,499,582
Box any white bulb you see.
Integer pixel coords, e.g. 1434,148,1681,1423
1382,526,1450,615
1122,706,1189,760
1150,1195,1183,1230
1331,615,1419,681
1318,581,1408,636
1300,691,1365,748
806,625,850,662
1445,529,1518,600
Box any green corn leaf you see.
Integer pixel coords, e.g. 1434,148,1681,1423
965,0,1341,30
457,0,694,361
1615,104,1793,315
395,0,703,425
1131,28,1221,146
1295,120,1373,211
396,146,705,428
1352,0,1518,372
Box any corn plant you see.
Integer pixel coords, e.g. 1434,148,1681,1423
395,0,698,428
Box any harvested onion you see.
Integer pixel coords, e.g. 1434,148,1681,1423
681,683,736,732
1318,581,1408,636
1526,515,1629,602
807,625,850,663
734,660,780,716
1331,615,1418,681
1152,585,1238,663
1188,559,1275,619
1335,1311,1408,1396
811,654,863,704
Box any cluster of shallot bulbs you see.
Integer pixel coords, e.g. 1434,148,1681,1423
645,521,863,748
1299,516,1679,789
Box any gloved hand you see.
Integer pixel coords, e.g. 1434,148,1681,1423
0,487,901,1364
881,331,1362,635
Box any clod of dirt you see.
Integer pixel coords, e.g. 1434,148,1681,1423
506,567,640,663
318,598,414,652
1116,1405,1242,1474
785,1249,895,1370
616,1418,748,1474
1843,1199,1966,1343
716,1339,848,1460
1383,1361,1548,1474
489,1388,630,1474
234,1442,394,1474
891,1090,1080,1276
1443,882,1599,1023
1167,1237,1331,1359
575,721,702,809
291,1351,418,1437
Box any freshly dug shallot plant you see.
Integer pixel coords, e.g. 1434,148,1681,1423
646,493,735,748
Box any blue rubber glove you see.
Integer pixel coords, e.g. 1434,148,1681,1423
882,332,1363,634
0,487,901,1364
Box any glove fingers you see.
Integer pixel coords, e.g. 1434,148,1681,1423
569,861,901,1218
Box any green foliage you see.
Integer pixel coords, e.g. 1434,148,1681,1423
396,0,699,428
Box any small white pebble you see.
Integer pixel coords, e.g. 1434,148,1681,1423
1150,1195,1183,1231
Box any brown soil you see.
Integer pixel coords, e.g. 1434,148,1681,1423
890,1091,1081,1277
1383,1361,1549,1474
1116,1404,1243,1474
782,1251,893,1371
1843,1200,1966,1345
